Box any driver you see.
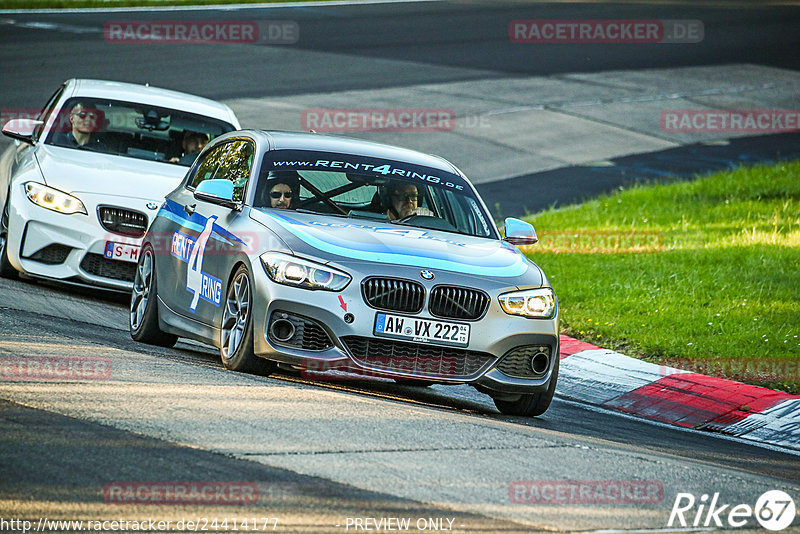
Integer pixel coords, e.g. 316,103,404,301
52,102,106,150
258,172,300,210
382,182,433,220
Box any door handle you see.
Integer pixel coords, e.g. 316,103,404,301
184,203,196,215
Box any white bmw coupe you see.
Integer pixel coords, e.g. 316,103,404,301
0,78,240,290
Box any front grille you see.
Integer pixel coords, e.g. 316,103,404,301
80,253,137,282
341,336,495,379
268,312,333,351
361,277,425,314
26,244,72,265
429,285,489,320
496,345,551,379
98,207,148,237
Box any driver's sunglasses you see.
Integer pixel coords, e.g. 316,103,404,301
393,194,418,202
72,111,99,120
270,191,293,199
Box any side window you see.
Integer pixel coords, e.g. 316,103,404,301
189,139,254,202
190,144,227,188
35,84,67,141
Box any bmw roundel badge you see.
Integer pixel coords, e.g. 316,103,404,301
420,270,435,281
146,202,159,210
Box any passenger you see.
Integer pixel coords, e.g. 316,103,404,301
52,102,106,150
170,131,209,164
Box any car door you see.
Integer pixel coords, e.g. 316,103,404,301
159,137,255,329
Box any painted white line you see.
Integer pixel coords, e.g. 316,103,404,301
0,0,439,15
0,17,101,33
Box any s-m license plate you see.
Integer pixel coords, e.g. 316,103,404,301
374,313,469,347
104,241,140,263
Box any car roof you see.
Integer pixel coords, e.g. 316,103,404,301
63,78,239,127
243,130,463,177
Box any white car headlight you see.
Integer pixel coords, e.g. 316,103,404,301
24,182,87,215
261,252,351,291
499,288,557,319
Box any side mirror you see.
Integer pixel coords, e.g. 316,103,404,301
194,179,240,210
2,119,43,144
504,217,538,246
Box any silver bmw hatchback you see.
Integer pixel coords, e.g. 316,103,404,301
130,130,559,416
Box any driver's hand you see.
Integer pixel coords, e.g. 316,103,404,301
414,207,434,217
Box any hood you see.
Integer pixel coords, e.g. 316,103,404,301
251,209,541,282
35,144,187,200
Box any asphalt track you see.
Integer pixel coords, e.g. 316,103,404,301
2,277,800,532
1,1,800,532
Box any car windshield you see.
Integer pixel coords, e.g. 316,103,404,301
44,97,236,166
254,150,497,239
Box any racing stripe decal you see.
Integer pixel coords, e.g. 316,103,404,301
264,211,529,277
159,199,246,247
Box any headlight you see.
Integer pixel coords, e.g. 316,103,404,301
499,288,557,319
24,182,87,215
261,252,351,291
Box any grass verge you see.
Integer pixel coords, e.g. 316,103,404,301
522,160,800,394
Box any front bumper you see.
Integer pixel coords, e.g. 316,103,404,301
250,261,559,394
7,186,156,290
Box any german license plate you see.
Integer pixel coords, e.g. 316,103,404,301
104,241,140,263
374,313,469,347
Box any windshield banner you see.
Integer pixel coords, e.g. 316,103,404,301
262,150,469,192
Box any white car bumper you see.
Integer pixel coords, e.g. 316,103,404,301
7,185,159,290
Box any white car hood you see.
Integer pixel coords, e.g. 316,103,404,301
35,144,187,199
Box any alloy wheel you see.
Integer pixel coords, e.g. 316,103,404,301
221,271,250,359
130,249,153,331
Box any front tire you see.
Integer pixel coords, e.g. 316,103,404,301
493,357,559,417
0,201,19,279
220,264,275,376
130,245,178,347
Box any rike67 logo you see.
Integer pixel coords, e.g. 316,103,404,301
669,490,796,531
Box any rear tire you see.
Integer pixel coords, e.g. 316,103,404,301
130,245,178,347
220,264,275,376
493,357,559,417
0,201,19,279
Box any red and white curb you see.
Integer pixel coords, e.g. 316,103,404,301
557,335,800,451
